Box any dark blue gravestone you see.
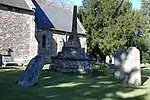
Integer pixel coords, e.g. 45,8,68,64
18,55,45,86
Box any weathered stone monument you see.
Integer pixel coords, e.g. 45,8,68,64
105,55,114,64
18,55,44,86
106,55,110,64
51,6,91,74
114,47,141,85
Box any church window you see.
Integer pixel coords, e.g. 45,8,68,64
42,35,46,48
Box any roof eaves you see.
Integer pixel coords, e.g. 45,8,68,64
51,28,86,35
25,0,36,10
0,3,33,12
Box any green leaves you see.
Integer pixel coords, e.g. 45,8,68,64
78,0,144,59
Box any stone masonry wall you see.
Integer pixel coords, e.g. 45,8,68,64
52,33,67,55
36,29,53,63
0,8,37,64
51,31,87,54
36,29,87,63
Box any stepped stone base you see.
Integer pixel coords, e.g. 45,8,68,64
51,58,91,74
51,47,91,74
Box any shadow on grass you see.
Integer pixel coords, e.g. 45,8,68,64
141,76,149,85
0,68,148,100
141,67,150,85
39,70,147,100
142,68,150,76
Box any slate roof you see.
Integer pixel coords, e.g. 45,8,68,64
33,1,86,34
0,0,33,11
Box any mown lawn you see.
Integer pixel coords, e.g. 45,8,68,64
0,66,150,100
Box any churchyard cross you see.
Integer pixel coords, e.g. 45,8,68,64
65,5,81,48
72,5,77,34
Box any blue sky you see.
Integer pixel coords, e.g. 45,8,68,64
130,0,141,9
70,0,141,9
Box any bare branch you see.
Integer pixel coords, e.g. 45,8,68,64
112,0,125,18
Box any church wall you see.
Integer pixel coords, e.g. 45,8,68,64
52,33,66,55
51,31,87,55
36,29,87,62
36,29,66,63
0,7,37,64
36,29,53,63
36,29,87,56
51,31,87,53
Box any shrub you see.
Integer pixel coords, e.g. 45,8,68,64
141,51,150,64
91,63,109,76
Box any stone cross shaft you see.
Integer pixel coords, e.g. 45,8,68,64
65,5,81,48
72,5,77,34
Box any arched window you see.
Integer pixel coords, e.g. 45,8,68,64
42,35,46,48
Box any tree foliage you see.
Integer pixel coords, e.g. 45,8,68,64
141,0,150,34
140,0,150,63
78,0,144,59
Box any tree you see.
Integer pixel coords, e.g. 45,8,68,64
140,0,150,63
78,0,144,60
141,0,150,34
141,0,150,16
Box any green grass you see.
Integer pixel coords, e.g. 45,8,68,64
0,66,150,100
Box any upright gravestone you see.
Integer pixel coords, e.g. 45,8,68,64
110,55,114,64
105,55,110,64
106,55,114,64
123,47,141,85
114,47,141,85
18,55,45,86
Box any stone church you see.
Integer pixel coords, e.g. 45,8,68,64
0,0,86,64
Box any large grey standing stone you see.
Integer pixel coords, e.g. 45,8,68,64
123,47,141,85
18,55,45,86
114,47,141,85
